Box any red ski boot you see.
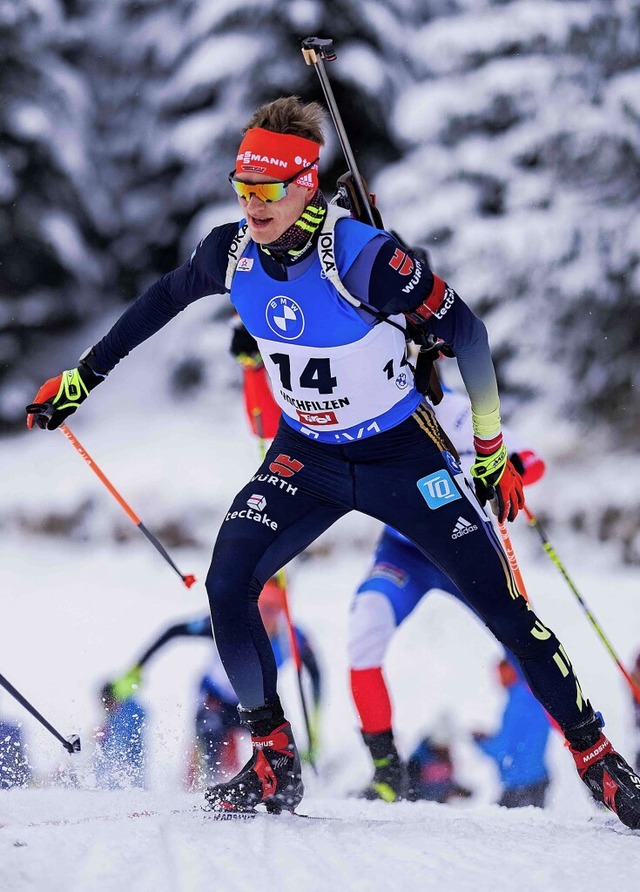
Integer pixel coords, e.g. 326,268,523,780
567,713,640,830
204,701,303,814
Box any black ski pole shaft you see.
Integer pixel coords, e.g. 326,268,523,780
301,36,377,228
0,672,80,753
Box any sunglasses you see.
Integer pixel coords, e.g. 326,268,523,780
228,158,318,203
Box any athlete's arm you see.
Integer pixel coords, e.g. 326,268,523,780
136,617,213,668
91,223,239,372
344,231,502,441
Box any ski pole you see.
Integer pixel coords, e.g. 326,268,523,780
496,519,530,602
59,424,196,589
243,368,318,774
523,503,640,704
0,672,80,754
301,36,379,228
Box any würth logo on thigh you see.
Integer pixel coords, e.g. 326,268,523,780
225,494,278,530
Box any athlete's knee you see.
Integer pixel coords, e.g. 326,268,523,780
488,601,560,660
348,591,397,669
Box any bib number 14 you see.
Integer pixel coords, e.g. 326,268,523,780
270,354,337,395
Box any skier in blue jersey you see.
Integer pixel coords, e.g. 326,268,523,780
26,96,640,827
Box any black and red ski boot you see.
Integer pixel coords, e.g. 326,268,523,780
566,712,640,830
204,700,303,814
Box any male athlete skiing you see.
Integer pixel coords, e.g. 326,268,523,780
27,96,640,828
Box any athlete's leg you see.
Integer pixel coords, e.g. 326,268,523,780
348,531,432,734
205,429,350,710
351,408,590,734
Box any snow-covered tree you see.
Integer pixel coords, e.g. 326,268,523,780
0,0,111,424
376,0,640,447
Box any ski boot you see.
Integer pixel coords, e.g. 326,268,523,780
566,710,640,830
204,699,303,814
359,730,406,802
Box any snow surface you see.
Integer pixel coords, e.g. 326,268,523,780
2,306,640,890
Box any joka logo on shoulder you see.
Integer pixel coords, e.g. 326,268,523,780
416,470,461,509
266,296,305,340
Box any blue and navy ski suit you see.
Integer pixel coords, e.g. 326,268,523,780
89,212,590,737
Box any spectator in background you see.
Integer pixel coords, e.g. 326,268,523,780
472,655,552,809
406,718,473,804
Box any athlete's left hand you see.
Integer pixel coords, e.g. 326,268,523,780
471,435,524,523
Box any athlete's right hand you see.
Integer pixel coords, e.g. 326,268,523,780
26,354,104,430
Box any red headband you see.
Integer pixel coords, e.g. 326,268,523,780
236,127,320,188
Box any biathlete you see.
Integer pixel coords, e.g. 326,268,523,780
27,96,640,827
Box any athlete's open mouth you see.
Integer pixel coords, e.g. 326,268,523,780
248,214,273,228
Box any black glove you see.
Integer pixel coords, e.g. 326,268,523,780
26,349,106,430
230,322,261,367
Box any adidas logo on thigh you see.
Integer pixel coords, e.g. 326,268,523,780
451,516,479,539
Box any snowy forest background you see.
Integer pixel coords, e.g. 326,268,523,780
2,0,640,560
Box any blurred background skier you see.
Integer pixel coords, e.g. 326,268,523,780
93,680,146,790
104,577,322,787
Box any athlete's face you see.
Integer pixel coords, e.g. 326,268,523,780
235,174,315,244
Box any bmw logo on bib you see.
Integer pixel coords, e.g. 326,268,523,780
266,296,305,341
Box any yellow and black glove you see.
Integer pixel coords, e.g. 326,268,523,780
470,434,524,523
26,349,106,430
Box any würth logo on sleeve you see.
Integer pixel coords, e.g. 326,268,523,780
388,248,414,276
269,454,304,477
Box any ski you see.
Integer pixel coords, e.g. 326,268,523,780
0,804,345,831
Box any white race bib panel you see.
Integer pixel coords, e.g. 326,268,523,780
230,222,421,443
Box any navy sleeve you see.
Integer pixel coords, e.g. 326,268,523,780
93,222,240,372
344,234,502,439
136,616,212,667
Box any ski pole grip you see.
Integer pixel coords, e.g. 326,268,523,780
301,36,337,64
